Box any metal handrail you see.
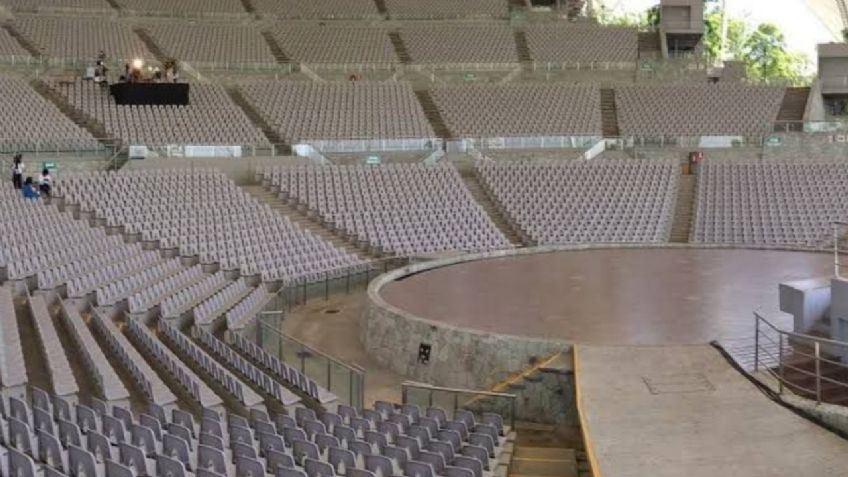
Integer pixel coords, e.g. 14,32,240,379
401,381,518,429
754,311,848,404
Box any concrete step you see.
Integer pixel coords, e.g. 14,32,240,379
514,448,575,461
510,457,578,477
240,185,374,260
459,172,525,247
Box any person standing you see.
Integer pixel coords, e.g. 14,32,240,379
11,154,23,189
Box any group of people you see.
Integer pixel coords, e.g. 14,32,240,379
11,154,52,201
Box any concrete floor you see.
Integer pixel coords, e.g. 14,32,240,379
381,248,832,345
577,345,848,477
281,292,405,406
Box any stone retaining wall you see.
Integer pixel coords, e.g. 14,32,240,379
364,243,827,390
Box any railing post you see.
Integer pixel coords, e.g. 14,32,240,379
453,393,459,415
778,333,784,395
815,341,822,404
324,272,329,301
754,314,760,372
327,360,332,392
402,384,408,405
349,370,354,409
510,397,516,430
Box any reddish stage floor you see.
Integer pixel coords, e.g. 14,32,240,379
381,248,832,345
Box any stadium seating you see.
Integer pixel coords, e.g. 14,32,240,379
615,84,785,137
51,79,269,146
401,24,519,64
240,81,434,142
0,28,32,58
477,159,678,244
2,0,112,11
116,0,247,16
0,286,27,396
691,159,848,246
430,84,603,138
264,163,511,256
252,0,379,18
270,26,398,64
525,24,638,63
144,23,276,65
385,0,508,18
13,15,150,60
0,76,99,152
0,383,509,477
56,169,365,283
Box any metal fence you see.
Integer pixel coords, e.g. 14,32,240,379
252,258,408,410
754,312,848,405
401,382,517,430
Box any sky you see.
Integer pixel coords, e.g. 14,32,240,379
597,0,841,66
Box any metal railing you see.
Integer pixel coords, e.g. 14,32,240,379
754,312,848,405
252,258,408,410
257,314,367,410
401,381,517,429
833,221,848,280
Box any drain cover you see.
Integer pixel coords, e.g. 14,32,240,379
642,373,714,395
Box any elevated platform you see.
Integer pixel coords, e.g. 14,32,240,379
109,81,189,106
576,344,848,477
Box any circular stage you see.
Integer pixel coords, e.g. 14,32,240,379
379,247,832,346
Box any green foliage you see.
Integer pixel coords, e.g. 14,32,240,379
744,23,810,85
843,28,848,43
596,4,659,31
701,4,811,85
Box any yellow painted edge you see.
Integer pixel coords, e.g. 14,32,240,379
574,346,603,477
490,351,564,394
463,350,565,408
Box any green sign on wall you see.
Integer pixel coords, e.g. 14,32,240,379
765,136,783,147
42,161,57,172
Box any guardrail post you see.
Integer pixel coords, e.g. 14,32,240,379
754,315,760,372
453,393,459,414
327,360,332,392
815,341,822,404
510,397,516,430
324,272,329,301
778,333,784,395
402,384,408,405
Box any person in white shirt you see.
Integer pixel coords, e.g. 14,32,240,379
11,154,23,190
38,168,52,197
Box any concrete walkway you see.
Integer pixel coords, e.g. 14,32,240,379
576,345,848,477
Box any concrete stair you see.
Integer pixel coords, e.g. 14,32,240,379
238,0,255,13
260,31,292,64
414,90,452,139
240,185,375,260
458,168,526,247
133,28,167,64
637,32,661,59
388,32,411,63
510,447,578,477
225,87,290,154
514,31,533,63
775,87,810,131
599,89,619,138
669,174,695,243
29,78,117,150
2,24,43,58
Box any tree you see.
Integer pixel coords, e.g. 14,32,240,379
596,4,659,31
703,9,747,62
743,23,810,84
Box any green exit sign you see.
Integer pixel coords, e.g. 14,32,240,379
42,161,57,171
